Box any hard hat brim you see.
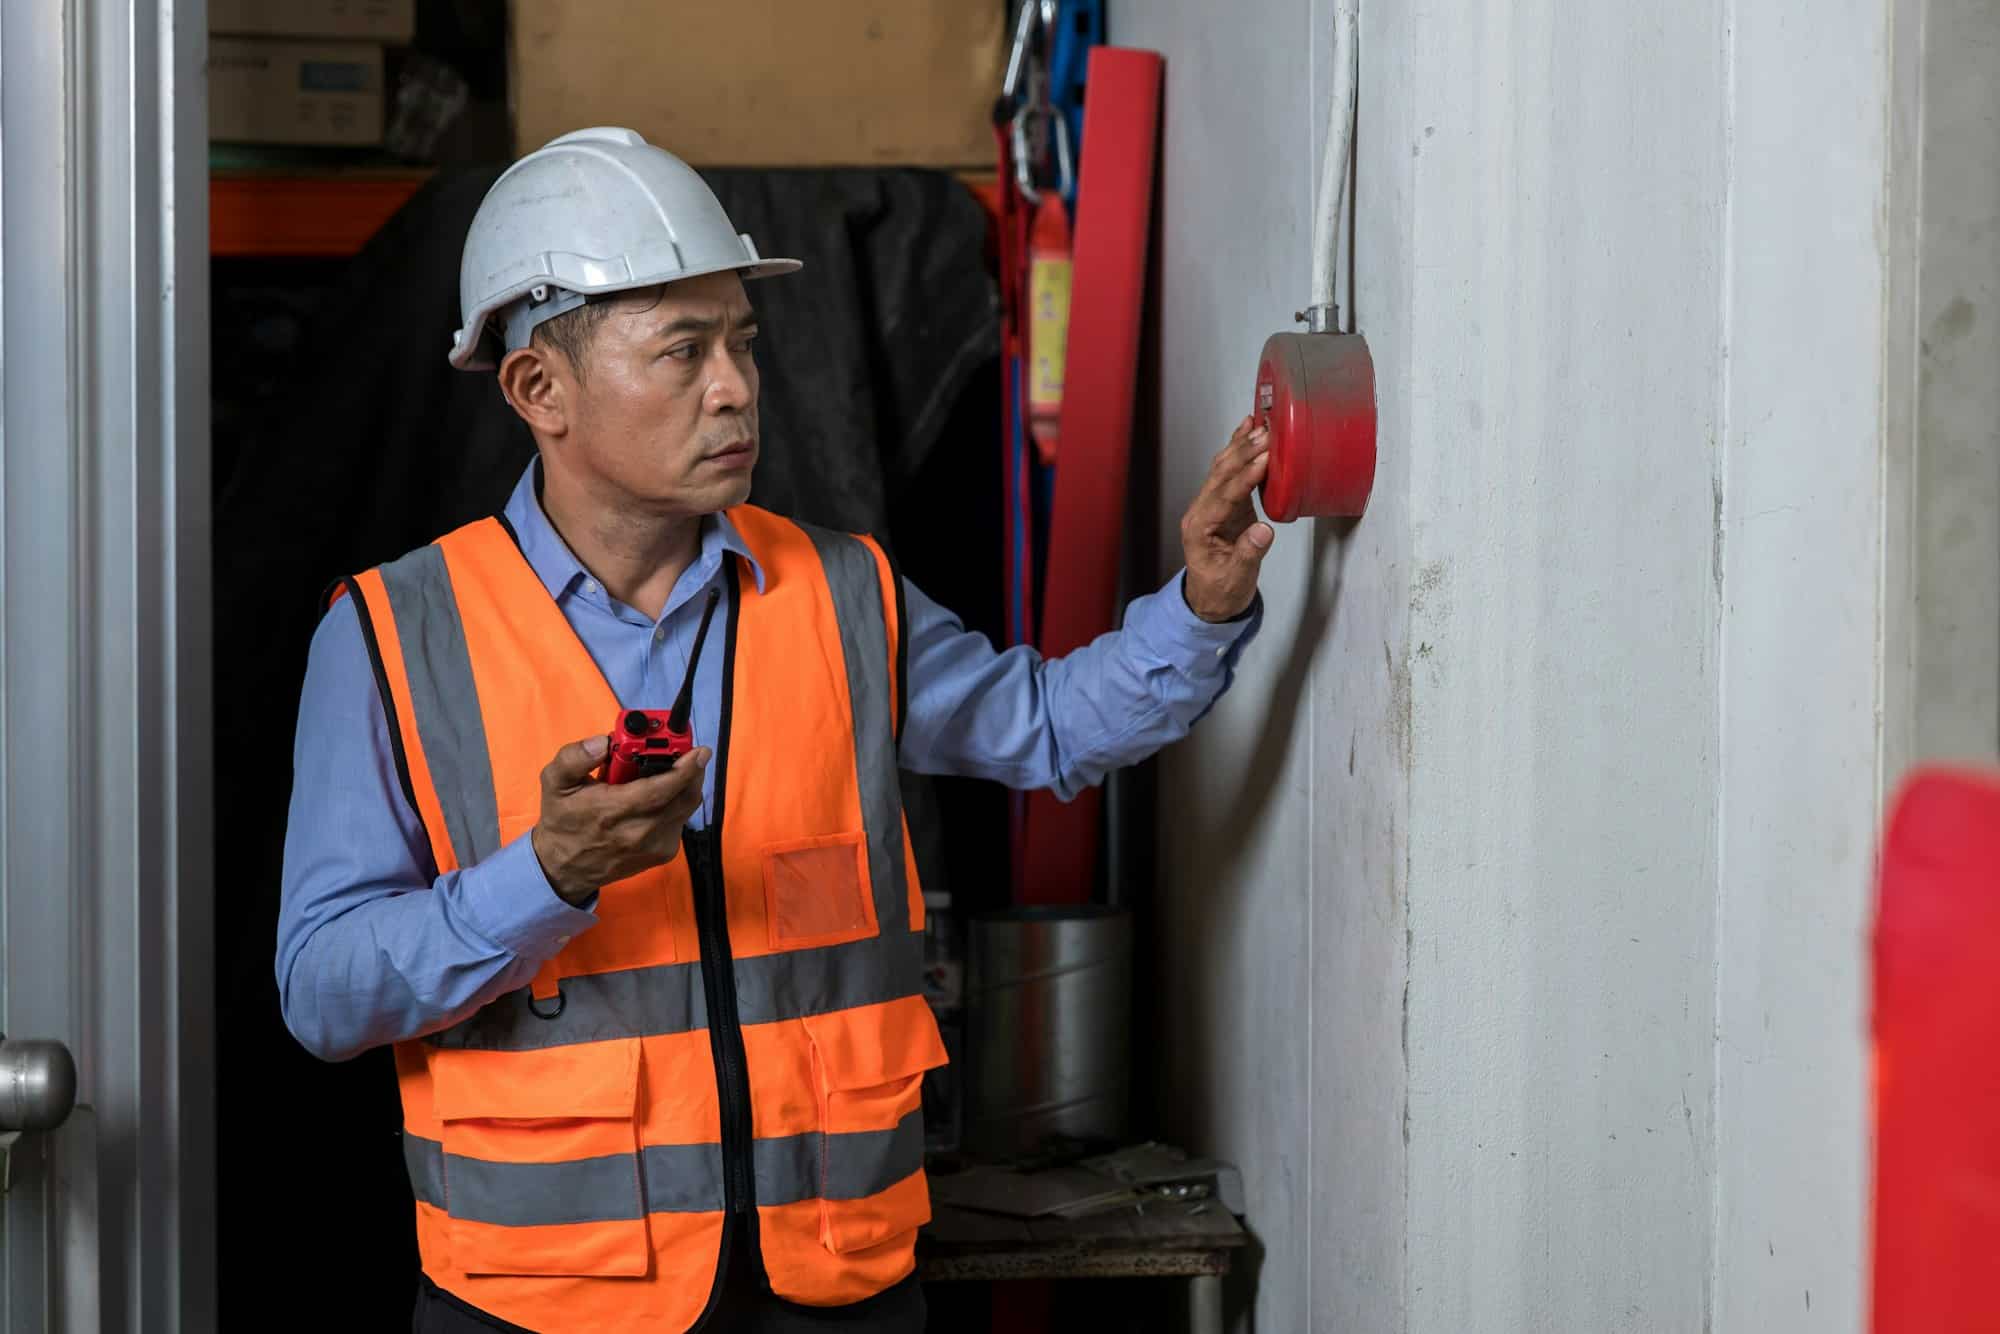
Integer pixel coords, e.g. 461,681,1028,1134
449,254,803,372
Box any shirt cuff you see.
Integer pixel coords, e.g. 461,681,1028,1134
1127,569,1265,675
456,831,600,960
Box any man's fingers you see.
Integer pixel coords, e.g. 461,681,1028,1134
1187,449,1269,544
1204,417,1259,481
1234,521,1277,563
1202,427,1271,503
665,789,705,827
1212,420,1266,472
544,734,612,793
1214,446,1271,507
1220,414,1255,453
607,748,711,815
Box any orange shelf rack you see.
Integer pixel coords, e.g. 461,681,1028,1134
213,169,999,260
211,170,432,258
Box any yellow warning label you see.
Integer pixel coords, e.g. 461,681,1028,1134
1028,254,1073,413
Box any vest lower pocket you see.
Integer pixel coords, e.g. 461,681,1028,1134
763,831,877,950
429,1039,652,1277
801,997,948,1254
821,1169,933,1258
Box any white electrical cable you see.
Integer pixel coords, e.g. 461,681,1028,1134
1307,2,1359,332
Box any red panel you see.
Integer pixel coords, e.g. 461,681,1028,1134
211,171,428,257
1872,765,2000,1333
1020,48,1163,905
965,173,1005,247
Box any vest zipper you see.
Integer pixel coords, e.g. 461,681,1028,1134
688,561,758,1332
689,831,755,1214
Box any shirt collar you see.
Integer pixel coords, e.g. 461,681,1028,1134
500,460,766,605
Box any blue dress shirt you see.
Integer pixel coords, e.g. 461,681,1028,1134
277,464,1261,1061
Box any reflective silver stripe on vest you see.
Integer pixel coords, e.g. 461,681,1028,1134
374,543,504,868
403,1110,924,1225
819,1108,926,1202
796,523,910,936
733,928,924,1028
428,952,708,1051
404,1126,447,1212
448,1148,655,1227
426,930,925,1052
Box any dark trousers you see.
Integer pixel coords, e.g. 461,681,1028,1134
412,1228,927,1333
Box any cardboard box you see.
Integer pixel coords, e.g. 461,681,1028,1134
510,0,1006,167
209,38,385,146
209,0,415,43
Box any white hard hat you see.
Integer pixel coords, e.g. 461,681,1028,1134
448,127,802,370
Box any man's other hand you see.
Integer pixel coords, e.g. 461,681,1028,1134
1180,415,1275,623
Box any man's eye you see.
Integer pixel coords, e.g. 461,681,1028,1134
732,334,758,354
665,344,701,362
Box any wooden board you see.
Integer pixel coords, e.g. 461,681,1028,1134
511,0,1005,166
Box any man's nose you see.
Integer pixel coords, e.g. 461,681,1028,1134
704,352,753,413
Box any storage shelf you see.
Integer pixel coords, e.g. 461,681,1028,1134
214,168,1000,260
211,170,432,258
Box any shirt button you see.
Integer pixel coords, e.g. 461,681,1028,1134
582,580,597,595
1215,645,1229,659
654,625,667,643
554,934,570,948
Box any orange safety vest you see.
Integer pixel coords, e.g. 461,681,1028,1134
337,506,945,1333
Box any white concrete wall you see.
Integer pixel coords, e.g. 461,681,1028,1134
1399,1,1726,1326
1911,0,2000,763
1712,4,1896,1326
1123,4,1411,1330
1116,0,1954,1329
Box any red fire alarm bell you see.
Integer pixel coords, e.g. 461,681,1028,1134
1261,2,1375,523
1254,330,1377,521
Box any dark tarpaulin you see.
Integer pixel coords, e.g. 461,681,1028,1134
212,167,996,1325
215,165,997,572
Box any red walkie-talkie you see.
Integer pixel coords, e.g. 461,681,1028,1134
603,588,721,785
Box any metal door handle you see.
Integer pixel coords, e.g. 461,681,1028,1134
0,1036,77,1132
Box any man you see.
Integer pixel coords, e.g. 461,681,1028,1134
278,128,1272,1333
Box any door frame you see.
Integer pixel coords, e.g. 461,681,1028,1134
1,0,215,1327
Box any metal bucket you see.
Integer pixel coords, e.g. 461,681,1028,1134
964,905,1132,1157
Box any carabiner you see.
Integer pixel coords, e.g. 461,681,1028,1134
1002,0,1040,103
1012,111,1039,204
1053,114,1075,200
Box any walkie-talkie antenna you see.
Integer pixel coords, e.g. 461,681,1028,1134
666,588,722,734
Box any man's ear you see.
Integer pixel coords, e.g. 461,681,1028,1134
497,345,569,438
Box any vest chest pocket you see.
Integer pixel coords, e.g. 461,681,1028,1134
802,997,948,1254
429,1039,651,1277
763,831,877,950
